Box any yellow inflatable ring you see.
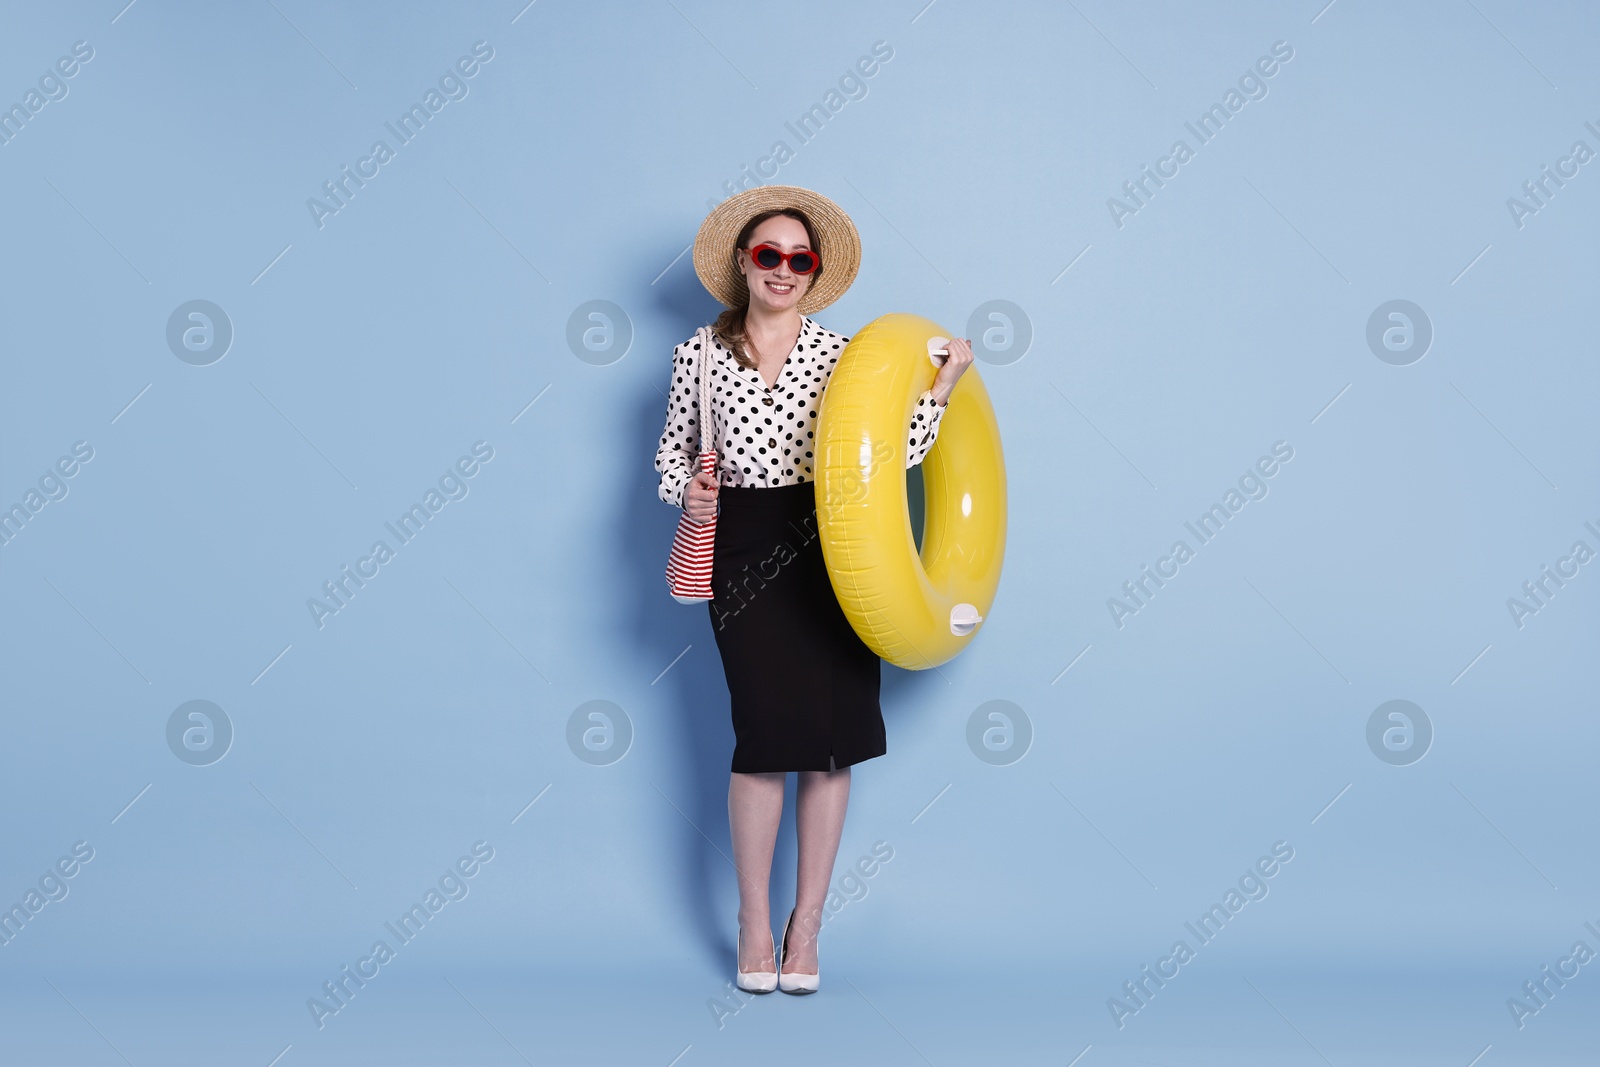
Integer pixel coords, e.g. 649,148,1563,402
815,312,1007,670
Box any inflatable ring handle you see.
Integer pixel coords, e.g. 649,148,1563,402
815,313,1007,670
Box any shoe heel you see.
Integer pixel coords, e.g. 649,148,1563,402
735,924,777,994
777,907,820,994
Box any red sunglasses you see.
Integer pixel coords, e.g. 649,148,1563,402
745,243,819,274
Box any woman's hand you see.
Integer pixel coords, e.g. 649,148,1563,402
683,470,719,524
931,337,975,405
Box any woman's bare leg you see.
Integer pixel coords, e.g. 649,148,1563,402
785,766,851,974
729,770,785,972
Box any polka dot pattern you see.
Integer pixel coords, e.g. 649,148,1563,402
655,316,947,508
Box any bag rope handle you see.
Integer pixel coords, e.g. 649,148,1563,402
696,324,715,454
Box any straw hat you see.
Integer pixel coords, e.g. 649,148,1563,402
692,185,861,315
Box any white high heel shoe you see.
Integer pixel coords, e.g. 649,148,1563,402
735,925,777,994
777,908,819,994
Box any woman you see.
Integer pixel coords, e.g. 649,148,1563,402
654,185,973,994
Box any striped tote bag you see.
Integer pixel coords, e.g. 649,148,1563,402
665,326,718,603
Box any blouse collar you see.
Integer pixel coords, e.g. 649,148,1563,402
712,315,816,368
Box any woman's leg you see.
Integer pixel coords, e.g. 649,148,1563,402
786,766,851,973
729,770,785,971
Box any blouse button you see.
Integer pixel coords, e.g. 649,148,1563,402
767,438,776,449
762,395,774,406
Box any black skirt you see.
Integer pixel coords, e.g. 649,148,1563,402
707,480,885,773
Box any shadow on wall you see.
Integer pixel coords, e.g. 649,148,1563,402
620,256,744,969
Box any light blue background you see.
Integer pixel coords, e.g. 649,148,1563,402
0,1,1596,1064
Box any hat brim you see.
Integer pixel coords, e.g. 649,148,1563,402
692,185,860,316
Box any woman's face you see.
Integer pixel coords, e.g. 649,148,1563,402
737,215,814,314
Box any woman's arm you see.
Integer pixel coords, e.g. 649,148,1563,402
654,340,700,507
905,390,948,468
905,337,974,468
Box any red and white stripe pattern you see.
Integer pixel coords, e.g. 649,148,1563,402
665,448,718,602
665,325,718,603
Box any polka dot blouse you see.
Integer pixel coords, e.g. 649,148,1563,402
655,315,947,509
